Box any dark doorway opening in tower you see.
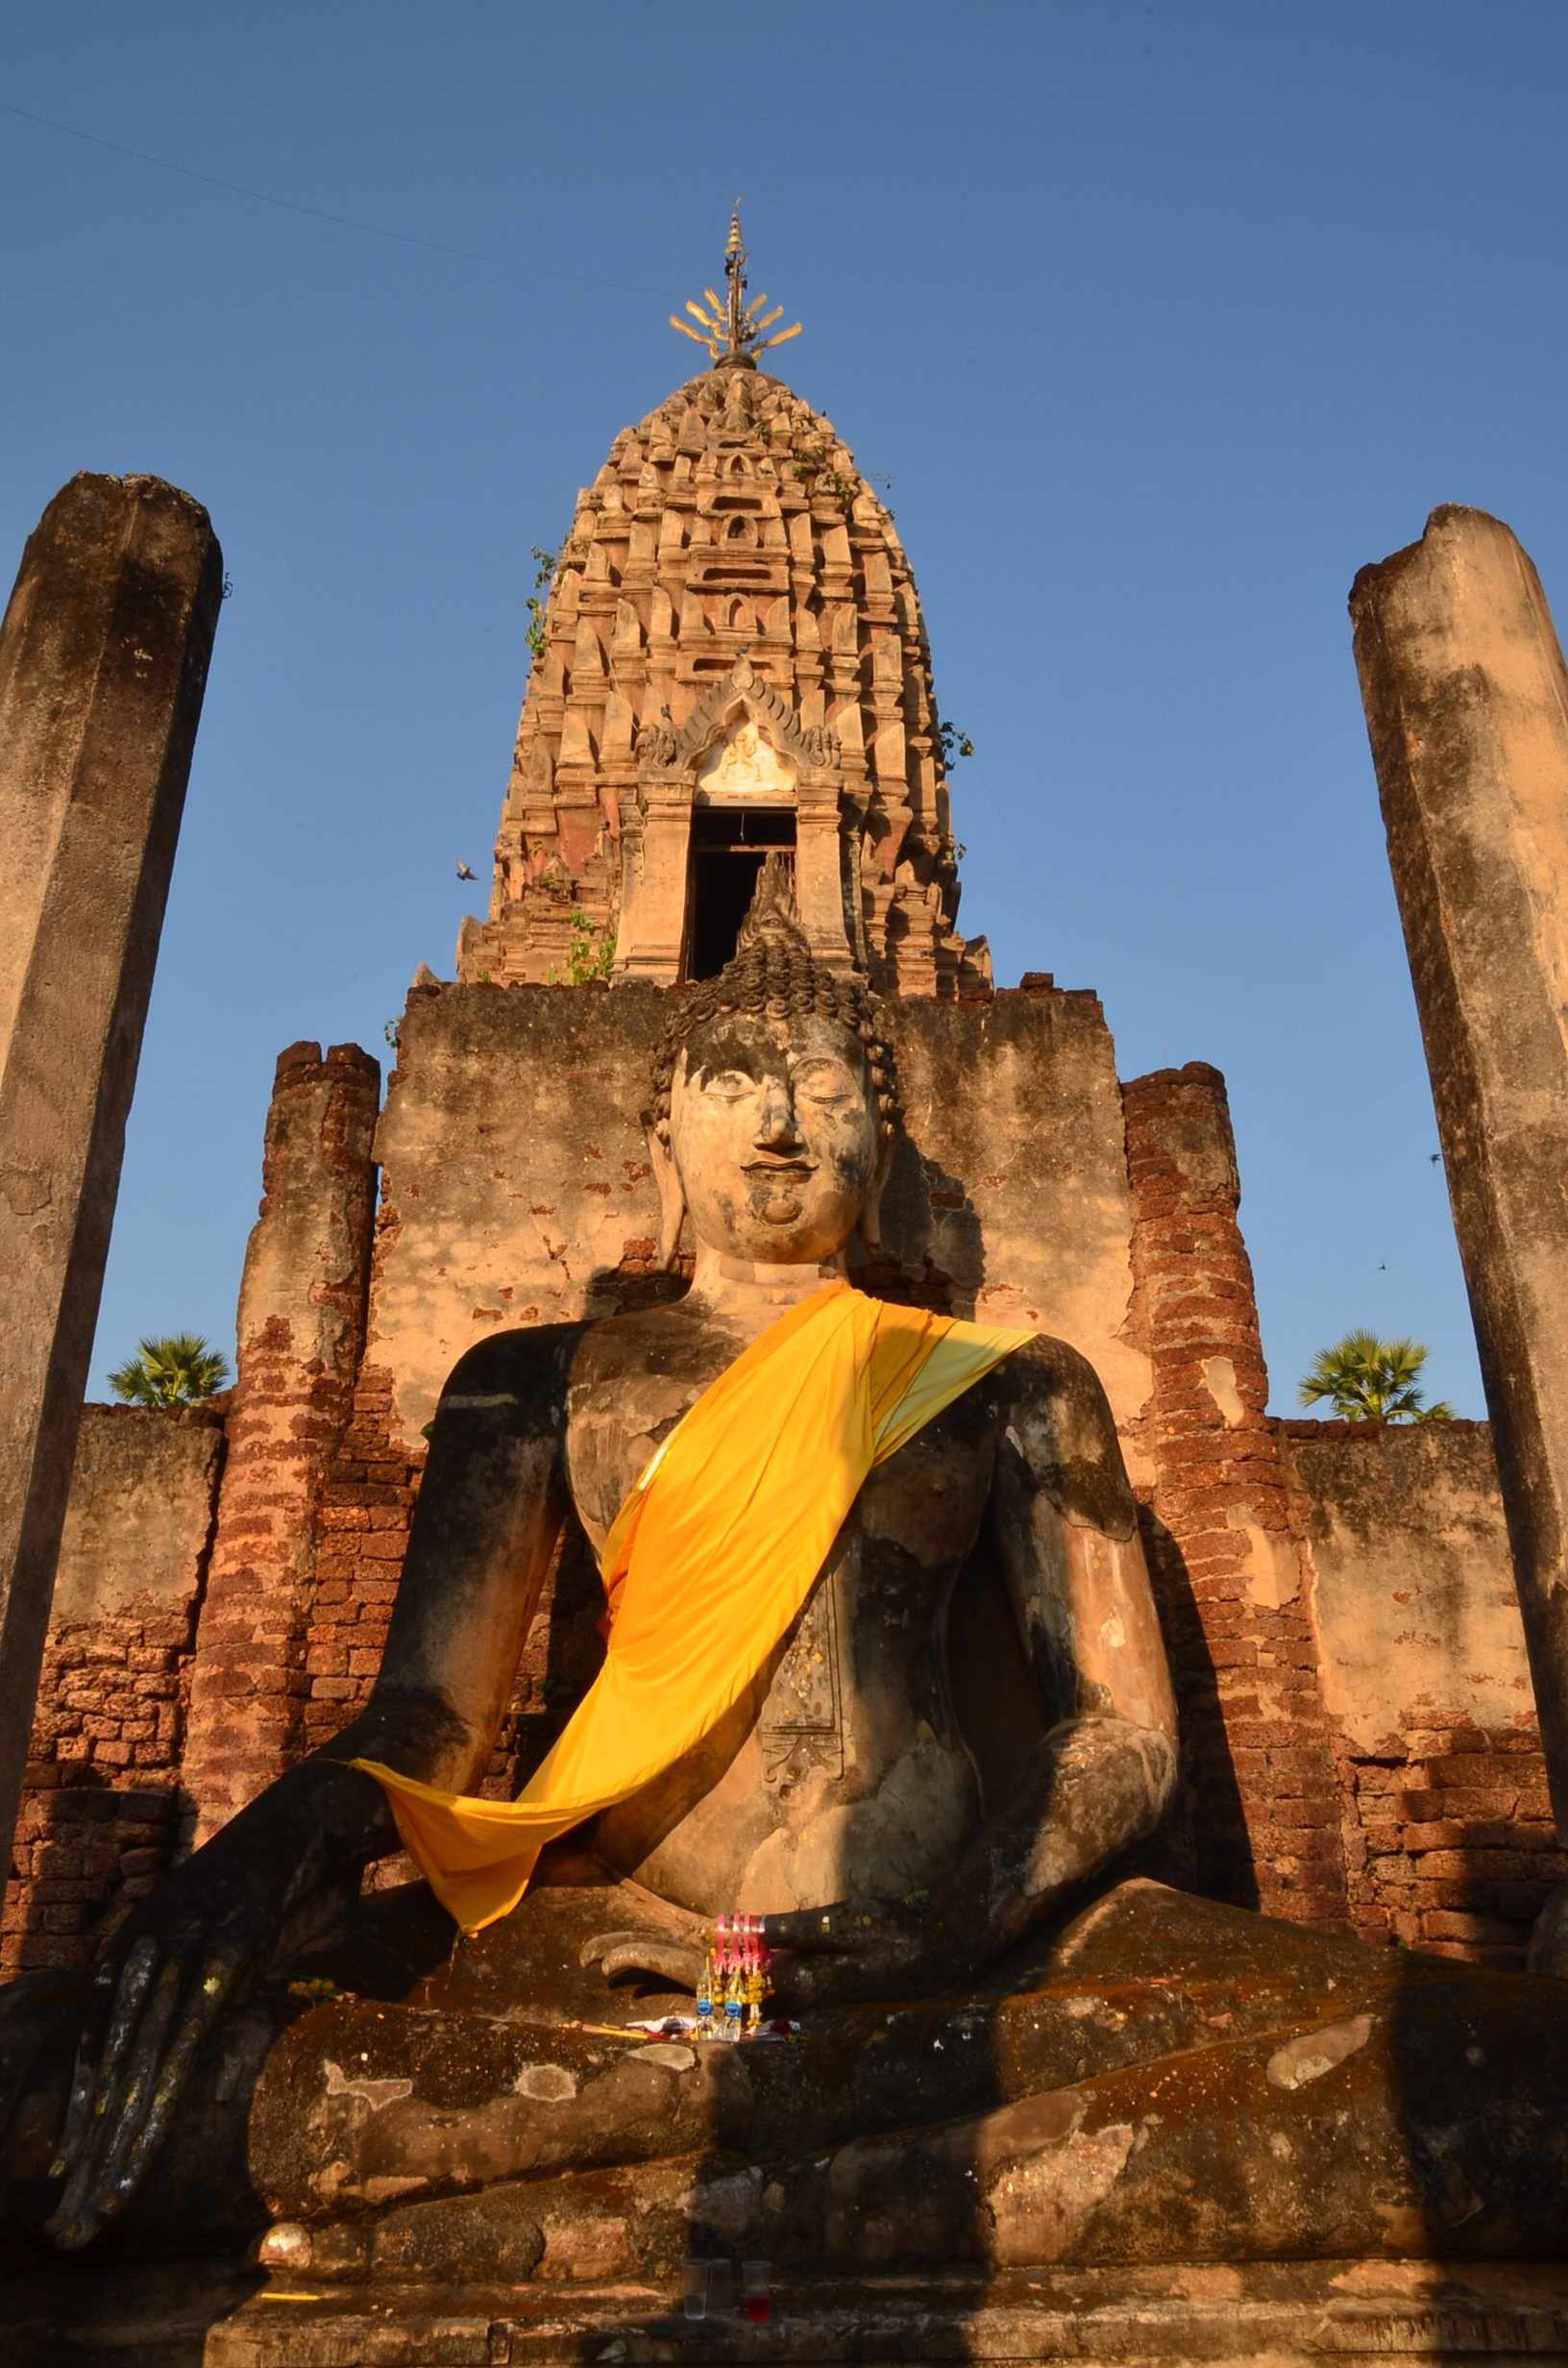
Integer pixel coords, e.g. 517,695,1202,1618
685,806,796,980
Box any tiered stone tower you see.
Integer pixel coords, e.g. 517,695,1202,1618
457,218,990,999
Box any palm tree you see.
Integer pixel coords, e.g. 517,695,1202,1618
1298,1330,1454,1422
108,1333,231,1408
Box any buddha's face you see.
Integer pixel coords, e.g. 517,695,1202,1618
667,1010,881,1266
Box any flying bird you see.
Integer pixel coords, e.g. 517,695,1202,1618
455,859,476,880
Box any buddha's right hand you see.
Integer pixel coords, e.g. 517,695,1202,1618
44,1757,388,2250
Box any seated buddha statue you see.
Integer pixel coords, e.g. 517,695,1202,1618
10,865,1568,2286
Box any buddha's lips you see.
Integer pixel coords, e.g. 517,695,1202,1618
744,1159,816,1177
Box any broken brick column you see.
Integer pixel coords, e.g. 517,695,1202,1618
182,1041,379,1842
1122,1063,1351,1930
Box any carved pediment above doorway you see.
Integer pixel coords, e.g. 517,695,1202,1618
697,719,795,803
637,652,840,782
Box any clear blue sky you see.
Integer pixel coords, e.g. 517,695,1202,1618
5,1,1565,1416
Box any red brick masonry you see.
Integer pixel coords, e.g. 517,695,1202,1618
1122,1064,1352,1930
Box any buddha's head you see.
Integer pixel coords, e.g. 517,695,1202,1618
646,860,900,1269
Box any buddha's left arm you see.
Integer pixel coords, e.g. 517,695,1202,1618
769,1337,1176,2002
958,1334,1178,1960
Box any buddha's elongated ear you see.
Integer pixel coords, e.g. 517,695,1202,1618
648,1124,687,1270
856,1129,898,1253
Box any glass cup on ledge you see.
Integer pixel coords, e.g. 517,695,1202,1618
682,2259,708,2320
743,2259,772,2323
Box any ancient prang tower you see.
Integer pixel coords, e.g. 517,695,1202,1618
6,226,1561,1978
458,234,986,1002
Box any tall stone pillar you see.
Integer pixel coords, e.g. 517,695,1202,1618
0,474,222,1872
182,1041,380,1841
1352,504,1568,1840
1122,1064,1351,1930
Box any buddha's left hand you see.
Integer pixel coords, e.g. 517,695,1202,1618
763,1895,971,2006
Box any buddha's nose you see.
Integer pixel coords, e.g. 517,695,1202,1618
755,1077,803,1151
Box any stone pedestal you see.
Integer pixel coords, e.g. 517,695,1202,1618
0,473,221,1874
10,2257,1568,2367
1352,506,1568,1839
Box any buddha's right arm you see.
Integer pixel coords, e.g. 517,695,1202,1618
45,1322,583,2251
322,1322,584,1791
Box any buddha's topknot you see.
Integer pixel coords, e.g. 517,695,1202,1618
645,855,900,1142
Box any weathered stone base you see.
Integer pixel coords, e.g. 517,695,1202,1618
7,2258,1568,2367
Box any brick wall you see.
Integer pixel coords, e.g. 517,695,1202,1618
1337,1730,1562,1968
3,1403,224,1974
1281,1418,1560,1970
5,1783,183,1976
300,1362,423,1758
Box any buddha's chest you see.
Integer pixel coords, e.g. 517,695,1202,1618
562,1327,996,1576
565,1317,1000,1914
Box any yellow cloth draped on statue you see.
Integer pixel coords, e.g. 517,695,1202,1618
351,1280,1032,1934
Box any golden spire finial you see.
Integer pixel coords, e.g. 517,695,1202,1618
670,204,802,367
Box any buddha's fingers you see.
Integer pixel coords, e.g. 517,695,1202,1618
50,1967,132,2183
47,1936,158,2188
763,1902,891,1954
597,1939,705,1989
48,1956,184,2248
578,1928,661,1968
764,1898,943,2008
581,1929,706,1989
97,1945,243,2228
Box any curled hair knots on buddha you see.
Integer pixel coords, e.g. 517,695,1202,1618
645,855,901,1144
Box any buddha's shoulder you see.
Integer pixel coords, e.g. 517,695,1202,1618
431,1318,588,1432
566,1296,741,1399
962,1326,1124,1445
432,1305,740,1435
974,1328,1137,1529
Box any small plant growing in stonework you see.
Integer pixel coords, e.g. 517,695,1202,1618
549,905,615,986
1298,1331,1455,1423
937,720,975,762
525,538,590,658
525,545,558,657
789,434,857,513
109,1334,231,1408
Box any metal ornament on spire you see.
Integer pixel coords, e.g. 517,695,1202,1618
669,205,802,366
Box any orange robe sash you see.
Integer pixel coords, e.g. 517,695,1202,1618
352,1280,1031,1934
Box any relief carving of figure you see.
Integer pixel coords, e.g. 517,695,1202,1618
698,719,793,799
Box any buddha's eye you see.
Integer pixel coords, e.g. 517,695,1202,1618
700,1071,755,1101
793,1061,857,1106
